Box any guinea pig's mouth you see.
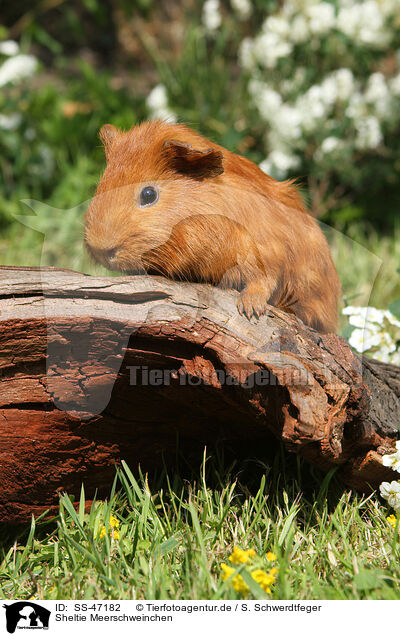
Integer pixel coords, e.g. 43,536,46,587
85,238,169,277
85,241,126,272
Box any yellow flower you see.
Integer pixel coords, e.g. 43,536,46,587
221,563,249,596
221,548,278,598
221,563,235,579
99,525,107,539
387,514,398,528
229,546,256,564
96,515,121,539
232,575,249,595
251,568,276,594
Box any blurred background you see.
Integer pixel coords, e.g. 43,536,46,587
1,0,400,356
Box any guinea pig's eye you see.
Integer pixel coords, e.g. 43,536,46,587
139,185,158,207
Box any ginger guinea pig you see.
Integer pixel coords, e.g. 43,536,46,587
85,120,341,333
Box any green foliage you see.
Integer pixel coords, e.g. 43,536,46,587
1,452,399,600
0,2,399,604
0,56,147,228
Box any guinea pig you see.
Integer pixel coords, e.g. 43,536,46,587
85,120,341,333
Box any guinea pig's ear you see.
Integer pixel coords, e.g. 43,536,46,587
162,140,224,180
99,124,118,159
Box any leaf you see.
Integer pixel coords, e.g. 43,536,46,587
154,535,181,557
388,299,400,320
354,569,382,591
78,484,85,525
239,567,268,600
343,292,363,304
278,505,299,547
341,323,355,341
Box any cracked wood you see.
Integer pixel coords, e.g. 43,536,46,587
0,266,399,523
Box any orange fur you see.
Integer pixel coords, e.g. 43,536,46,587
85,120,341,333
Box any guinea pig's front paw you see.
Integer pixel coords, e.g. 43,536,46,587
237,287,269,321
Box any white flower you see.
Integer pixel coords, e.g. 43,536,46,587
355,116,382,149
366,307,387,324
348,327,381,353
230,0,252,20
0,53,37,87
380,480,400,511
320,136,341,154
260,149,300,180
320,77,338,106
253,32,292,69
305,85,325,109
306,3,336,35
241,0,400,195
385,310,400,329
366,73,389,103
250,82,282,118
239,38,256,70
380,331,396,352
383,449,400,473
147,84,168,111
342,306,369,327
373,346,395,363
373,344,394,362
274,104,302,140
365,72,392,118
0,112,21,130
146,84,177,123
336,4,360,39
343,305,400,363
348,315,379,331
263,15,290,38
346,92,368,120
358,1,389,45
390,351,400,367
342,305,365,316
333,68,354,101
296,86,329,132
268,130,293,154
290,14,310,43
202,0,221,33
337,1,390,48
0,40,19,56
342,306,384,322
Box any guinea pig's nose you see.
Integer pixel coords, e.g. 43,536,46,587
94,246,118,264
105,247,117,261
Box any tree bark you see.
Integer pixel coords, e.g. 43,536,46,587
0,266,399,523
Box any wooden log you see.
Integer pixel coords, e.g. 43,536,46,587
0,266,399,523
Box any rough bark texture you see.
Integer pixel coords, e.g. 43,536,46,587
1,266,399,523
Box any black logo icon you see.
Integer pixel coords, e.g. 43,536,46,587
3,602,50,634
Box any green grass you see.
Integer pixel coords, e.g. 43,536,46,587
1,450,399,600
328,222,400,311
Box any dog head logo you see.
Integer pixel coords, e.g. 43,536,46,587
3,602,50,633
